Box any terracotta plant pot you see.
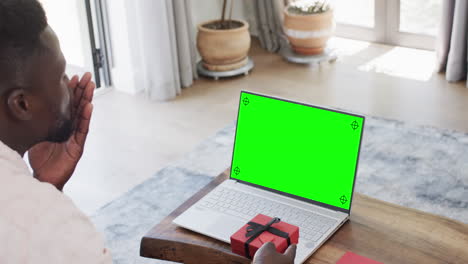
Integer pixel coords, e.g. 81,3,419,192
283,8,334,55
197,19,251,71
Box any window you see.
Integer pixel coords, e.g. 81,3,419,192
333,0,442,50
334,0,374,28
399,0,441,36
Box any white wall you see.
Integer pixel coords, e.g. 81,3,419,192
40,0,94,73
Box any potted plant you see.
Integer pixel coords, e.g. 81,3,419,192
284,0,333,55
197,0,251,72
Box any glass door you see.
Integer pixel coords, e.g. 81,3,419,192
333,0,442,50
333,0,380,42
386,0,442,50
399,0,441,35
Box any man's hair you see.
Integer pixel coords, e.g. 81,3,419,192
0,0,47,88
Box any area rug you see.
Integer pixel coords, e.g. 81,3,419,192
91,116,468,264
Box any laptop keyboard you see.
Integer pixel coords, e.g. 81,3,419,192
198,187,339,242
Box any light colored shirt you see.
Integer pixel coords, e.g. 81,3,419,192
0,140,112,264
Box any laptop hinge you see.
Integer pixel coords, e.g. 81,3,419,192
231,179,347,214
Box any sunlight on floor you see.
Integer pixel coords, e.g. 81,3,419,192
358,46,436,81
329,37,371,57
328,37,437,81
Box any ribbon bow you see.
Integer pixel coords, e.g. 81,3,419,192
243,217,291,259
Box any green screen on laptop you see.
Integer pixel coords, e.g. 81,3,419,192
230,91,364,211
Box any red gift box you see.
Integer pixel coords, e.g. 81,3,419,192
230,214,299,259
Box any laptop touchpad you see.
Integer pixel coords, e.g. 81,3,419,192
210,215,246,242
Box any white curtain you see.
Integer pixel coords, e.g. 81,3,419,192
252,0,286,52
436,0,468,87
133,0,198,101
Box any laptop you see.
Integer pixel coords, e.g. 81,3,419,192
173,91,365,263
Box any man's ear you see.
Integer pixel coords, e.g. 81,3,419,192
6,89,33,121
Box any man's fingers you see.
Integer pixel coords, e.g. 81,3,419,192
73,72,92,106
74,80,95,121
73,73,93,108
256,242,276,256
74,103,93,147
78,103,93,132
283,244,297,260
73,89,83,110
78,72,92,89
68,75,79,89
83,79,96,103
261,242,276,251
70,75,81,107
75,80,95,120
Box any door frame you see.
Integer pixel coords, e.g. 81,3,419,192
85,0,112,88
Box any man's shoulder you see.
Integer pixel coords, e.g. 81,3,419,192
0,169,84,227
0,167,112,264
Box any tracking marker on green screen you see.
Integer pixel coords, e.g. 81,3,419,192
230,91,364,211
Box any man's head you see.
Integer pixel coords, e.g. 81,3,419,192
0,0,74,154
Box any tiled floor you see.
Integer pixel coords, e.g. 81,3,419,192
66,38,468,215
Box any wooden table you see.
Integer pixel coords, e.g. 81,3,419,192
140,169,468,264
